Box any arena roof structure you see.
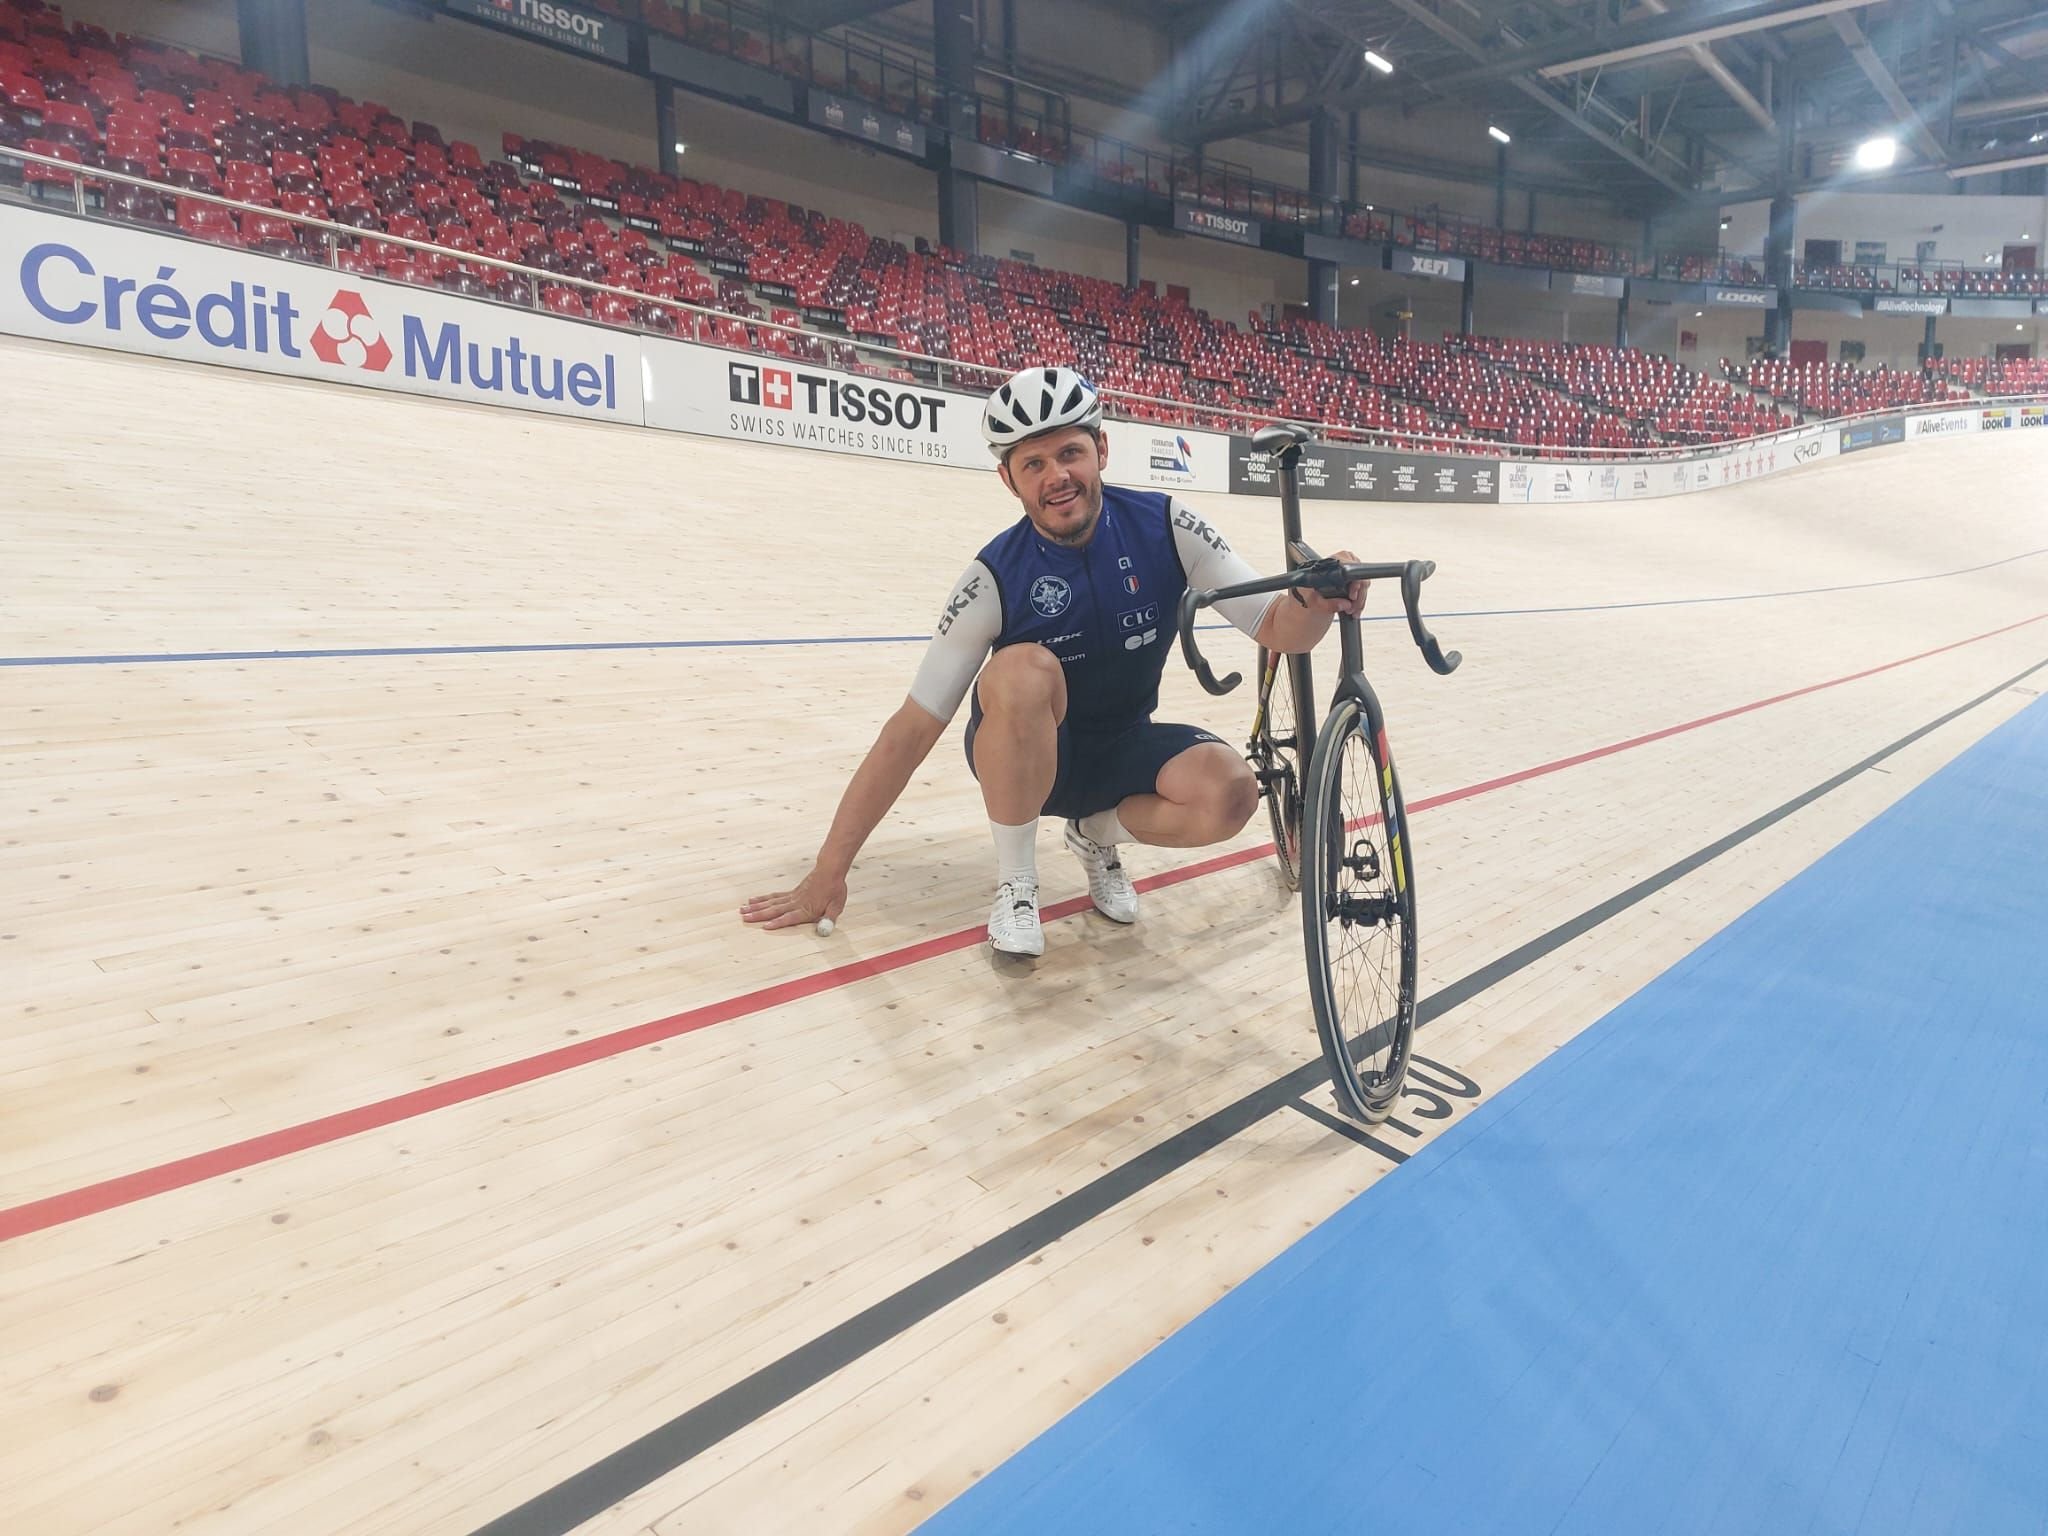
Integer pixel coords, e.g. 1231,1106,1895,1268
786,0,2048,208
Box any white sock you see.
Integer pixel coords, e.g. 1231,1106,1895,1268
990,818,1039,885
1076,808,1130,847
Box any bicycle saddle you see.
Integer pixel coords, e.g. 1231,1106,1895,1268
1251,421,1312,456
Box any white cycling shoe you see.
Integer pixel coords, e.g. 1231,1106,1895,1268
988,877,1045,957
1063,821,1139,924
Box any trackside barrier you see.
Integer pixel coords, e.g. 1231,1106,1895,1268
3,187,2044,506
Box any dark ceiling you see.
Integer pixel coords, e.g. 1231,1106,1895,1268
798,0,2048,211
1158,0,2048,200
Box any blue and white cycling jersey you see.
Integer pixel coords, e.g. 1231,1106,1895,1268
909,486,1277,732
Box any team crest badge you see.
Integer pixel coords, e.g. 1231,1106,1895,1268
1029,575,1072,618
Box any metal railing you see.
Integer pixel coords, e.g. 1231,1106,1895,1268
1792,258,2048,296
4,145,2042,465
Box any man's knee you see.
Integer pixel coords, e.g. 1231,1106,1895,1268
1163,744,1258,837
1214,757,1259,833
978,643,1065,717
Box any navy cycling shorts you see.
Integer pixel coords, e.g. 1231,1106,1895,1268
965,693,1225,821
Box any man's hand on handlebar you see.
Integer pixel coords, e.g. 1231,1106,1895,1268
1293,550,1368,617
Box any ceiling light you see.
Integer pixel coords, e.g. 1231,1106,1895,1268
1695,310,1704,317
1853,135,1898,170
1488,125,1512,145
1350,277,1360,285
2032,132,2047,144
673,141,687,154
1363,49,1394,75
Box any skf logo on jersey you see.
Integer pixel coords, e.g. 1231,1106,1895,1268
1029,575,1072,618
309,290,392,371
936,573,981,636
727,361,947,430
1170,505,1229,555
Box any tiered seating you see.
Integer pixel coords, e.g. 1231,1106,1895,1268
1733,359,1968,418
4,0,1967,454
1263,325,1644,451
1459,338,1792,444
1932,355,2048,396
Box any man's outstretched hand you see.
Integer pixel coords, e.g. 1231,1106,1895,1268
740,866,848,932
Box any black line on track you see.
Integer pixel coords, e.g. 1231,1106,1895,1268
468,653,2048,1536
1284,1097,1410,1157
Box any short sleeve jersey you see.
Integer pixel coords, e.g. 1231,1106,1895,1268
909,485,1276,732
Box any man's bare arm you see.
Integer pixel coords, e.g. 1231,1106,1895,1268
739,697,951,930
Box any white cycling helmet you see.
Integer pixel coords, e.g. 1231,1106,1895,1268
981,365,1103,460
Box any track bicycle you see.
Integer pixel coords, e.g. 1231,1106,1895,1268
1176,422,1461,1123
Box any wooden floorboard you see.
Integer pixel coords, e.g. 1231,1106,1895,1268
2,334,2044,1535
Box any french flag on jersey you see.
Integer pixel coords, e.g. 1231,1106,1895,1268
1123,574,1140,593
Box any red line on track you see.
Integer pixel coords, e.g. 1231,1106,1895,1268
4,611,2042,1245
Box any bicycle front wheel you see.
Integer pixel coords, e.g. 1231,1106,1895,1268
1301,696,1418,1124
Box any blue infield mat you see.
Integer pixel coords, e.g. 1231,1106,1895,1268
921,696,2048,1536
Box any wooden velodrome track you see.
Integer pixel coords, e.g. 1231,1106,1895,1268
3,332,2046,1535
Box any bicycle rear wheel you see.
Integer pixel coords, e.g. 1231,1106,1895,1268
1250,647,1306,891
1301,696,1418,1124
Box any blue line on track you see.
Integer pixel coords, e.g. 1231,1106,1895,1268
5,547,2042,670
915,694,2048,1536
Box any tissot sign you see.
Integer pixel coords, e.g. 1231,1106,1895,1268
1172,203,1261,248
443,0,628,61
682,354,966,462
